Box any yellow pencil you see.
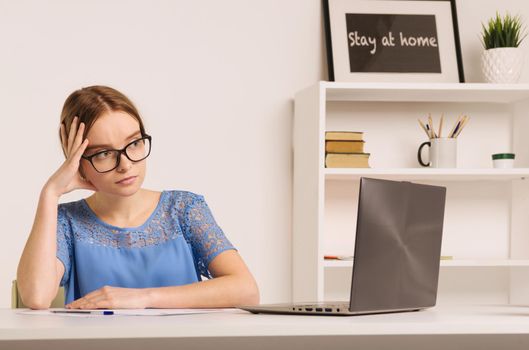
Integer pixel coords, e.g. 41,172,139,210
438,114,444,138
418,119,430,138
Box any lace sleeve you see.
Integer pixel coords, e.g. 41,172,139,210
56,205,73,287
181,193,236,279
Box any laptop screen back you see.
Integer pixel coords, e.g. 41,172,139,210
349,178,446,312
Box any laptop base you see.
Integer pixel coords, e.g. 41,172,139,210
239,303,424,316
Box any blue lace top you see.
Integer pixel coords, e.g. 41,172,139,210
56,190,236,304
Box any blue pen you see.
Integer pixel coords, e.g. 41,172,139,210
52,310,114,315
450,121,461,138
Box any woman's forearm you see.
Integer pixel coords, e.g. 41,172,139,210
146,274,260,308
16,187,63,309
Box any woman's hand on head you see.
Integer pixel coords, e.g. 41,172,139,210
44,116,97,198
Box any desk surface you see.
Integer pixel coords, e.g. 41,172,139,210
2,304,529,341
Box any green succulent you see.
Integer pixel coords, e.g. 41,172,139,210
481,12,527,49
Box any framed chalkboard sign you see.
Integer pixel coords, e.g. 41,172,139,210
323,0,464,82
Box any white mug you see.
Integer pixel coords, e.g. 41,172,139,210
418,138,457,168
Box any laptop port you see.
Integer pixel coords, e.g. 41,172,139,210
305,308,313,311
315,308,323,312
325,308,332,312
337,308,340,312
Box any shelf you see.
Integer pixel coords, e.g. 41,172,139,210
323,260,354,268
323,259,529,268
322,82,529,103
440,260,529,267
324,168,529,181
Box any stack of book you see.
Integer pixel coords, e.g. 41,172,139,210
325,131,370,168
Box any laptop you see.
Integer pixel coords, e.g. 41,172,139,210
240,177,446,316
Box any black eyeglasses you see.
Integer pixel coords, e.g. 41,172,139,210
81,135,152,173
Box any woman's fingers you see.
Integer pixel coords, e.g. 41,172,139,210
61,139,97,193
72,122,85,154
47,118,97,197
64,139,87,175
67,290,104,309
75,299,108,310
79,294,111,309
71,138,89,164
66,116,79,156
60,123,67,151
82,294,106,305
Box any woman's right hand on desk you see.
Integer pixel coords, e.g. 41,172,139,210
44,116,97,198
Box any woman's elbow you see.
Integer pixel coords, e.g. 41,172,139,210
246,289,260,306
21,294,52,310
17,282,56,310
239,279,260,306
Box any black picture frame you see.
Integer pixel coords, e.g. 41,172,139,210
323,0,465,83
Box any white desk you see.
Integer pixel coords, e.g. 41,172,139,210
2,304,529,350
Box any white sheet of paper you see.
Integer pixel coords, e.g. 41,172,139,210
18,307,244,317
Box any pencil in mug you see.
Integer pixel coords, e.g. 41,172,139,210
426,123,434,139
448,115,463,138
428,114,437,138
418,119,430,138
454,115,469,138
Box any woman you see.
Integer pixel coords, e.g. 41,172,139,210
17,86,259,309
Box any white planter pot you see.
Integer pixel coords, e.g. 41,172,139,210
481,47,524,83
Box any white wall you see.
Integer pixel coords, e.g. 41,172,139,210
0,0,528,308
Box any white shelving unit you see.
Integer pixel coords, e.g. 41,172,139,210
292,82,529,305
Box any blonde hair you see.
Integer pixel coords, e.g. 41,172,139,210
59,85,146,158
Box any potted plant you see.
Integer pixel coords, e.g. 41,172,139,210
481,12,527,83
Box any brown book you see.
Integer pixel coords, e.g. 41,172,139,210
325,153,370,168
325,131,363,141
325,140,365,153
